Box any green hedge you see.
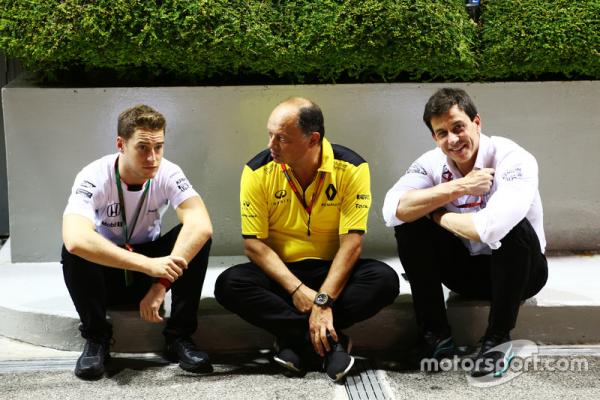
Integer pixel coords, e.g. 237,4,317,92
0,0,598,84
481,0,600,79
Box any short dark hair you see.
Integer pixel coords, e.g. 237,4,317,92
297,101,325,142
422,88,478,134
117,104,166,140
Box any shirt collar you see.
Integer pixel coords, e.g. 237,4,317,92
318,137,334,173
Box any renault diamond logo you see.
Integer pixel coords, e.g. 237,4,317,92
275,190,287,199
325,184,337,201
107,203,121,217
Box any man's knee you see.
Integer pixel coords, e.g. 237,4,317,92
214,265,248,306
357,260,400,303
498,218,540,253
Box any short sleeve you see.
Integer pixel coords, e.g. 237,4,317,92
339,162,371,234
63,169,100,223
163,165,199,209
240,165,269,238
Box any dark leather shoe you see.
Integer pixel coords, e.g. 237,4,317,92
164,337,213,373
74,339,110,380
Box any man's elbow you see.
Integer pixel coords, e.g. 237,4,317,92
63,234,84,256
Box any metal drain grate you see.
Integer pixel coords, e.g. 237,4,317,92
345,358,391,400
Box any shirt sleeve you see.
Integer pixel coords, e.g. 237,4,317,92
339,162,371,234
63,169,100,223
240,165,269,238
164,165,199,209
472,149,539,247
382,157,435,227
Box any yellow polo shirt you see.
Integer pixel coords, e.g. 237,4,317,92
240,138,371,262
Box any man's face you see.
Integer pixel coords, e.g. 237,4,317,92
430,104,481,173
117,128,164,183
267,107,314,167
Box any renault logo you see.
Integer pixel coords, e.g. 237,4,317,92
275,190,287,199
325,184,337,201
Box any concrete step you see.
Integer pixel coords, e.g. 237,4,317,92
1,239,600,353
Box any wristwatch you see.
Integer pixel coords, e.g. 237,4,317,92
314,292,334,308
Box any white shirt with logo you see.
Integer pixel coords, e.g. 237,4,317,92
382,134,545,255
64,153,199,245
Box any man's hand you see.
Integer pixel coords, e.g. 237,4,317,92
460,168,495,196
309,306,337,357
140,283,166,323
143,255,187,282
292,284,317,314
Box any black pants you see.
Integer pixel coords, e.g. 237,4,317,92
62,224,211,343
214,258,399,340
394,217,548,337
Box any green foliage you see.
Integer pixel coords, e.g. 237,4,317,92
480,0,600,79
0,0,597,84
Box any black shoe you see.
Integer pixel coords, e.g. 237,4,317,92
323,333,354,382
74,339,110,380
422,331,459,360
273,338,306,376
164,337,213,373
470,332,514,378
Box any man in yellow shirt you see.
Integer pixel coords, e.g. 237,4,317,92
215,97,399,382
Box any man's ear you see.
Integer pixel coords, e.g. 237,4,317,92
310,131,321,146
116,136,125,153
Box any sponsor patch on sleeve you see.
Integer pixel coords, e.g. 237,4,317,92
175,177,190,192
405,162,427,176
501,167,523,182
75,188,93,198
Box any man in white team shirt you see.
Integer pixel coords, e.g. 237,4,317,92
382,88,548,378
62,105,213,379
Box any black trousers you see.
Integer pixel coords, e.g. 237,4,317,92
62,224,211,343
214,258,399,340
394,217,548,337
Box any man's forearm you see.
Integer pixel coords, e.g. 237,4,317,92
435,210,481,241
318,233,362,299
397,181,466,222
244,239,301,294
170,219,211,263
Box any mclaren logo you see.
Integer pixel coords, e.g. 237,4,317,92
275,190,287,199
325,184,337,201
107,203,121,217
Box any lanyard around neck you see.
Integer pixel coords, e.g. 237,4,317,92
280,163,326,236
114,157,151,244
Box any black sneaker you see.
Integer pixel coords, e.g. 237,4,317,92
164,337,213,373
273,338,306,376
422,331,459,360
74,339,110,380
323,333,354,382
470,333,514,378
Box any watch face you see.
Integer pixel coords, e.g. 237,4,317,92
315,293,329,305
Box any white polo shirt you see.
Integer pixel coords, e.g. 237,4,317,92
382,133,545,255
64,153,199,245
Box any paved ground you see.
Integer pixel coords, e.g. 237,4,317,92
2,337,600,400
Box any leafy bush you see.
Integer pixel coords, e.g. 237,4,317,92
0,0,476,83
0,0,597,84
480,0,600,79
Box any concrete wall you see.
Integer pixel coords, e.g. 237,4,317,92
2,78,599,262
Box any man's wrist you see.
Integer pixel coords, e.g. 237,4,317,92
155,278,171,291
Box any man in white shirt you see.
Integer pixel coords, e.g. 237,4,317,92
62,105,213,379
382,88,548,378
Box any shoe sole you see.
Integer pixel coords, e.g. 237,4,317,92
331,355,355,382
493,351,515,378
178,361,214,374
273,355,305,374
326,337,355,382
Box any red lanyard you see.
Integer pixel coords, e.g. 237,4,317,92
280,163,326,236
